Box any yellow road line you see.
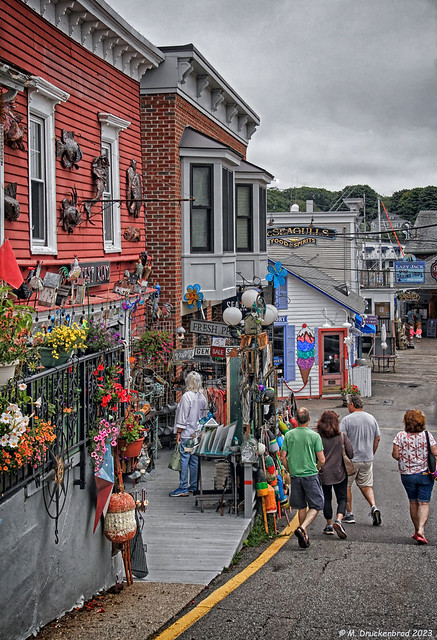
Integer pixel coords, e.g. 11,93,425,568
155,512,300,640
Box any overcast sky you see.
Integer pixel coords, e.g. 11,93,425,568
108,0,437,197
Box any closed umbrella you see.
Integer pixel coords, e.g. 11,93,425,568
380,323,388,351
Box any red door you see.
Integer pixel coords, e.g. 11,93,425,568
319,329,346,395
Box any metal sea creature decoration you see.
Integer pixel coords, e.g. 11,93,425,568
84,155,110,222
4,183,20,221
56,130,83,170
59,187,82,234
126,159,143,218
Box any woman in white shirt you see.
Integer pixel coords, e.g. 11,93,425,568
392,410,437,545
169,371,207,497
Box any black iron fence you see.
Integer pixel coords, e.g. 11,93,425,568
0,346,125,501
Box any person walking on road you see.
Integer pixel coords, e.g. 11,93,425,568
340,394,382,526
169,371,207,497
280,407,325,548
392,410,437,545
316,411,354,539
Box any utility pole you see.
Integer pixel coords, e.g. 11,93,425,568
378,197,382,270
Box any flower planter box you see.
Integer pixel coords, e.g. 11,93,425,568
39,348,71,368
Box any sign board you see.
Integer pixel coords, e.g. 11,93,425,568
43,272,61,288
394,260,425,284
190,319,233,337
267,226,337,239
211,345,226,358
365,315,378,325
397,291,420,302
79,261,110,287
173,346,234,362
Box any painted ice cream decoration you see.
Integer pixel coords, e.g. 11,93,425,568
297,324,315,385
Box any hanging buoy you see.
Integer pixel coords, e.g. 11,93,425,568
255,469,269,497
104,492,137,543
265,485,277,514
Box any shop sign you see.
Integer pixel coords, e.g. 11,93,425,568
365,315,378,324
269,237,316,249
394,260,425,284
173,346,233,362
397,291,420,302
79,261,110,287
190,319,233,337
267,226,336,239
431,260,437,281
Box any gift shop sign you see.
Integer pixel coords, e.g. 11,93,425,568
189,319,233,337
394,261,425,284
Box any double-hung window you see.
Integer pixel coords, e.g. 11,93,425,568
98,113,130,253
27,76,69,254
236,184,253,252
222,167,234,252
29,116,47,246
259,186,267,252
191,164,213,252
101,142,115,247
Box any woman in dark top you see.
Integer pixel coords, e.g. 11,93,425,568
317,411,354,539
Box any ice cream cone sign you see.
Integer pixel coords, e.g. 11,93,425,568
297,324,315,386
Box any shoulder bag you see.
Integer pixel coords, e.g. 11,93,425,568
341,432,355,476
424,431,437,479
168,443,181,472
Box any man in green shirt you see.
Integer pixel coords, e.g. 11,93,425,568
280,407,325,548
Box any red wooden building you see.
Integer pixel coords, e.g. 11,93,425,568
1,0,163,326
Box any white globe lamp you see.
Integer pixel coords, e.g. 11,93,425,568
262,304,278,326
223,306,243,326
241,288,259,309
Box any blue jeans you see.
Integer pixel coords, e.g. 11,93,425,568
178,439,199,491
401,472,434,502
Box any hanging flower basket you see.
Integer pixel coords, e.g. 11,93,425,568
117,437,144,458
0,360,18,386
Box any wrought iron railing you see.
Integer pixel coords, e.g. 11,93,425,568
0,346,125,501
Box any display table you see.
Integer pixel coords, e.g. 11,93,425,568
194,452,238,516
371,355,396,372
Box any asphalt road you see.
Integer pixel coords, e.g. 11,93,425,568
170,339,437,640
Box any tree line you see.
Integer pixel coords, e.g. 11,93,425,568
267,184,437,225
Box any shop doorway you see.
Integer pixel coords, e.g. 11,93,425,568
319,329,346,396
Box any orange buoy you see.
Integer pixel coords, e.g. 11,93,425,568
265,484,277,514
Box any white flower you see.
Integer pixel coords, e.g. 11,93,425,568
20,417,29,428
1,413,11,424
7,403,19,413
8,435,19,448
18,383,27,391
17,425,26,435
34,398,42,409
0,434,9,446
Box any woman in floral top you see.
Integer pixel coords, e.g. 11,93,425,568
392,410,437,545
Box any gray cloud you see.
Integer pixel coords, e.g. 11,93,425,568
108,0,437,195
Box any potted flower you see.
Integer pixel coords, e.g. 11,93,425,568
117,413,144,457
33,322,87,367
340,383,361,406
85,318,123,354
0,385,56,472
0,284,34,384
134,330,173,368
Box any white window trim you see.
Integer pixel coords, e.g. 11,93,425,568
98,112,130,253
27,76,69,255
